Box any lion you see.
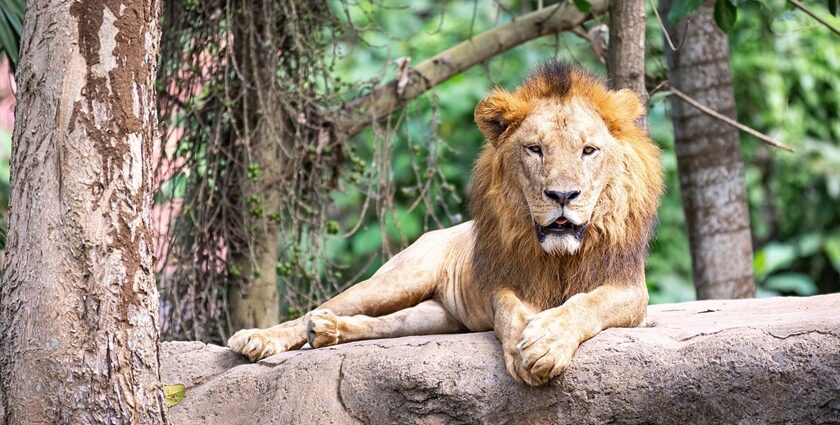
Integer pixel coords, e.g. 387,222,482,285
228,61,664,386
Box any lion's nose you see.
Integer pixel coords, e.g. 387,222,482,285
544,189,580,205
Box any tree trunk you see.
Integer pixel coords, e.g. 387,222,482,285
226,3,283,331
607,0,647,129
661,0,755,299
0,0,166,423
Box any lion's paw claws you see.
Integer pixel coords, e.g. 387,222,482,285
307,309,341,348
227,328,291,361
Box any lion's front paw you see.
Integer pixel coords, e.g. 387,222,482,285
513,311,581,386
227,328,294,361
307,309,342,348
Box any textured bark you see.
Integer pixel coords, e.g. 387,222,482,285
0,0,166,423
661,0,755,299
226,4,283,331
161,294,840,424
607,0,648,131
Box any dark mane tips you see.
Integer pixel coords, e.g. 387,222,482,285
521,60,575,99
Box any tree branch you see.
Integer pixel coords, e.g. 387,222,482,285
334,0,608,138
665,83,795,152
789,0,840,38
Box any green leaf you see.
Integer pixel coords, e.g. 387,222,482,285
754,242,796,278
825,235,840,272
164,384,186,408
351,226,382,255
714,0,738,32
573,0,592,13
668,0,705,23
763,273,818,296
0,0,24,70
2,7,21,34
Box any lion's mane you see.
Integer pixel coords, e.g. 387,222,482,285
469,61,664,308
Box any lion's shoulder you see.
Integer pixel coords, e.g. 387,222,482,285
373,221,476,278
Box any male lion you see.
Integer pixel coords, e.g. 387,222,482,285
228,61,664,386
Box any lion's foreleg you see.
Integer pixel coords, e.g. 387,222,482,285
492,289,538,385
307,299,466,348
514,283,648,385
229,252,442,360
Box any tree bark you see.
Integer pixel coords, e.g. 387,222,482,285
0,0,166,423
607,0,648,130
661,0,755,299
225,2,284,331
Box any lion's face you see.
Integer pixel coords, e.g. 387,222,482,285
472,63,660,257
505,98,620,255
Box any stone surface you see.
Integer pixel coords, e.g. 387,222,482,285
161,294,840,424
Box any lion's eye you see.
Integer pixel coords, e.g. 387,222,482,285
526,145,543,155
582,146,597,156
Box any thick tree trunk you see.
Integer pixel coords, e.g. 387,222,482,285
607,0,647,129
0,0,166,423
226,130,282,330
226,3,283,331
661,0,755,299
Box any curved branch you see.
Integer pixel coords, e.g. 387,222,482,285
335,0,608,138
789,0,840,38
666,83,794,152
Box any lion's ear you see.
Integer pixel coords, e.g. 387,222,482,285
610,88,645,123
474,89,527,146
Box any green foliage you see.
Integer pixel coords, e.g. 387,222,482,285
730,0,840,296
667,0,705,23
573,0,592,13
667,0,745,33
714,0,738,32
645,100,695,303
0,0,23,70
163,384,186,408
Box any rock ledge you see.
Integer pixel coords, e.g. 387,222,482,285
162,294,840,424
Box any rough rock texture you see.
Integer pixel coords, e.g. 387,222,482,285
161,295,840,424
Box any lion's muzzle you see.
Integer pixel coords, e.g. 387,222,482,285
534,216,587,244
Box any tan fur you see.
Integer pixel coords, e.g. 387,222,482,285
228,62,664,386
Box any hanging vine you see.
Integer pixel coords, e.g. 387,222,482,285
156,0,458,342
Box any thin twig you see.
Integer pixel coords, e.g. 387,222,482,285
665,83,794,152
649,0,688,51
647,79,668,99
789,0,840,37
649,0,676,50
